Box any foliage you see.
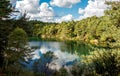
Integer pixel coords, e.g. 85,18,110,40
58,67,68,76
80,48,120,76
0,0,33,75
4,63,34,76
5,27,32,64
8,27,28,48
71,63,95,76
2,27,33,76
13,14,33,36
0,0,12,19
0,0,13,67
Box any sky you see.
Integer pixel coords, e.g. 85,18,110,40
10,0,120,22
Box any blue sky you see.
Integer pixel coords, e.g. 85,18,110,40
40,0,88,19
10,0,119,22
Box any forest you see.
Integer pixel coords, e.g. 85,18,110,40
0,0,120,76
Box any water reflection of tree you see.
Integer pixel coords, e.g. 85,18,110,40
61,41,94,56
32,51,57,76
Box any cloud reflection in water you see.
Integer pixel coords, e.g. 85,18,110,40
29,41,79,70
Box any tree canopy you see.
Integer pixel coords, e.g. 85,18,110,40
8,27,28,48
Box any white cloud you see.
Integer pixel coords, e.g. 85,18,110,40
50,0,81,8
61,14,73,21
78,0,120,20
105,0,120,1
55,14,73,23
78,0,109,19
15,0,55,22
78,8,85,14
39,3,54,17
16,0,40,14
49,51,78,70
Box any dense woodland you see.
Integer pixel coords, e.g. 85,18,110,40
0,0,120,76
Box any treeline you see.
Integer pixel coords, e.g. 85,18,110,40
32,2,120,48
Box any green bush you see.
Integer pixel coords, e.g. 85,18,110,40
80,49,120,76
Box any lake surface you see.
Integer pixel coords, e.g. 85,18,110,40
24,40,93,71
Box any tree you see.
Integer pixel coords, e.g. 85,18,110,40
105,2,120,27
0,0,12,67
8,27,28,48
5,27,34,76
13,14,33,36
5,27,29,65
0,0,12,19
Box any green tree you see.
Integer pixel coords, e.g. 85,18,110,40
13,14,33,36
60,21,75,38
6,27,29,64
33,23,43,37
59,67,68,76
8,27,28,48
0,0,12,67
3,27,33,76
105,2,120,27
0,0,12,19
